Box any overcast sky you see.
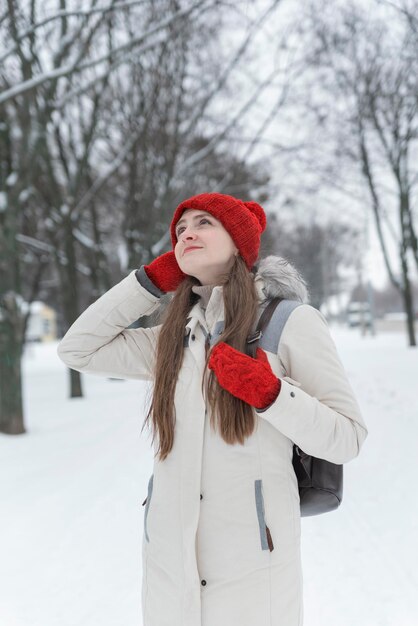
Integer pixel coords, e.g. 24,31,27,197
214,0,414,291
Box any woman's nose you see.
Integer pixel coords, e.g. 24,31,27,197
180,227,198,240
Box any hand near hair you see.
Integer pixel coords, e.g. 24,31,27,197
144,251,187,293
208,342,281,410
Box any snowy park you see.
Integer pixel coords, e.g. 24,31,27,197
2,1,418,624
0,323,417,626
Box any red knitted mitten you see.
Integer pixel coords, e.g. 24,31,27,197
144,251,187,292
208,342,281,410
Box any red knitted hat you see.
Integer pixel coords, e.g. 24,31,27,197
170,192,267,270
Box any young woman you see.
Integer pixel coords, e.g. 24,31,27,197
57,192,368,626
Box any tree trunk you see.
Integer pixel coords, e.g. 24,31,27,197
400,252,416,347
0,202,25,434
60,219,84,398
0,302,25,434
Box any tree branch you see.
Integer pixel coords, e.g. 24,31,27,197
0,0,213,104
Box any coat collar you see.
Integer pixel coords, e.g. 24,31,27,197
186,255,310,337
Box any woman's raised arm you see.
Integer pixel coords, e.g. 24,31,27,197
57,267,164,381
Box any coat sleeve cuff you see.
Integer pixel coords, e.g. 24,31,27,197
135,265,165,298
255,379,367,464
255,379,297,415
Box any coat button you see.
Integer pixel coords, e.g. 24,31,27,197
191,334,195,341
290,391,295,397
201,579,207,586
200,494,203,500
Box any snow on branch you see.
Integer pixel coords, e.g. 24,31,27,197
73,228,95,250
15,234,90,275
0,0,150,67
16,234,54,253
0,0,214,105
51,46,140,109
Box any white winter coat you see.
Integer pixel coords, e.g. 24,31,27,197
57,255,368,626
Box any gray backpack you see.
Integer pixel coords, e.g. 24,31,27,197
247,297,343,517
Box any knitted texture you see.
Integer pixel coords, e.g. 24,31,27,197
208,342,281,410
144,251,187,293
170,192,267,270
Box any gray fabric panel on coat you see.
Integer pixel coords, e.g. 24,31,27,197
209,321,224,346
144,474,154,542
136,265,165,298
254,479,269,550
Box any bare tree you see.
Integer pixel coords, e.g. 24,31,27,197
0,0,223,431
303,0,418,345
261,212,359,309
1,0,288,432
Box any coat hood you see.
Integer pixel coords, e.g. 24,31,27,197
253,255,310,305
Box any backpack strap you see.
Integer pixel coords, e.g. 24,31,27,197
246,297,302,357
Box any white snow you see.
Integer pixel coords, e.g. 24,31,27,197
0,191,7,212
18,188,32,203
6,171,18,186
0,325,417,626
73,228,95,249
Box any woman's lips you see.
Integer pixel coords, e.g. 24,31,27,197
184,247,202,254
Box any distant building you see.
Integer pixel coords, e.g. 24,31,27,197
25,302,57,342
346,301,373,328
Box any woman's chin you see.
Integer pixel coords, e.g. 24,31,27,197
180,259,203,273
180,267,200,281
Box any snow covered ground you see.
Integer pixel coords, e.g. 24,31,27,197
0,325,417,626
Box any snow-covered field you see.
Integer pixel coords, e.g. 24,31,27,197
1,325,417,626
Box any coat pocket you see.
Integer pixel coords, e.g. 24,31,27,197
142,474,154,542
254,479,274,552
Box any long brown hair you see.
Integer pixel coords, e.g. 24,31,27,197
141,255,261,461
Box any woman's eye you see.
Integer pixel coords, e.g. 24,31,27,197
177,218,211,236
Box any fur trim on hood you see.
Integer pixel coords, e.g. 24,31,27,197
253,255,310,304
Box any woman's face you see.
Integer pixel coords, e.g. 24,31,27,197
174,209,239,285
